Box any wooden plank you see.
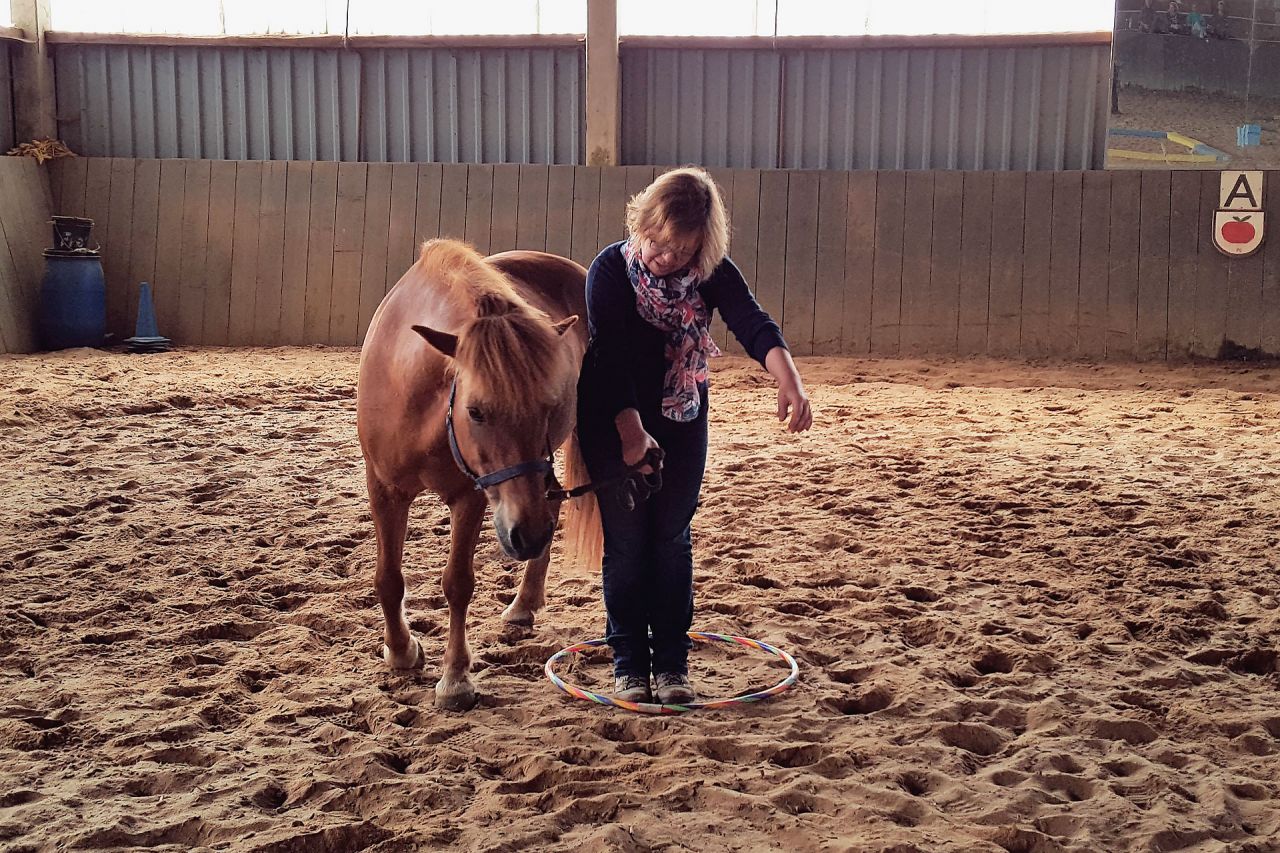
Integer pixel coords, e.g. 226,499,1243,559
383,162,417,297
1019,171,1054,358
414,163,443,248
623,166,656,207
82,157,113,260
1190,171,1231,358
251,161,288,346
357,163,393,343
463,164,494,255
928,170,964,355
841,171,876,356
47,158,68,215
330,162,368,346
570,166,602,271
1166,172,1202,360
302,161,339,345
152,160,187,340
870,170,906,355
987,171,1026,357
1223,182,1265,354
0,214,30,353
1263,170,1280,357
438,164,468,242
9,159,53,292
122,160,158,327
1077,171,1113,359
898,171,937,355
706,167,736,349
1048,170,1083,357
811,171,848,355
103,159,138,340
730,170,762,297
176,159,211,345
957,171,994,356
781,170,820,356
755,170,790,334
201,160,238,345
545,166,576,259
722,169,759,357
1105,171,1141,360
596,166,628,251
56,156,89,216
279,160,314,344
489,164,520,255
227,161,263,347
1136,171,1171,360
515,165,549,252
0,168,33,352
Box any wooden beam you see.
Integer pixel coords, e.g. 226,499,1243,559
620,31,1113,50
44,31,584,49
0,25,26,42
10,0,56,142
585,0,619,166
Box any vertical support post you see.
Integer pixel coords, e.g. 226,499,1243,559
585,0,619,166
10,0,57,142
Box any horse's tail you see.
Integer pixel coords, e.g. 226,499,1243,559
560,429,603,574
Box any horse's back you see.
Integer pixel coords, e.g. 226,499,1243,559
485,250,588,329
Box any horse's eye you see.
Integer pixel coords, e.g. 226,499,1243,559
467,407,485,424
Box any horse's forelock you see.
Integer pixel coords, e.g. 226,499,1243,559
455,311,570,417
419,238,572,417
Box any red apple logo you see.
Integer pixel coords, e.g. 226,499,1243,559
1222,216,1256,244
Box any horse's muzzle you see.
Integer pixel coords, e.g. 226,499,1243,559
497,519,553,562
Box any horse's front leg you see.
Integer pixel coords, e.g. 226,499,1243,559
437,492,485,710
368,472,423,670
502,547,550,628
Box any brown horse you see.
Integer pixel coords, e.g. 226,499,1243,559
357,239,601,710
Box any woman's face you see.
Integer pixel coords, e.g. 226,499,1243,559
639,231,700,277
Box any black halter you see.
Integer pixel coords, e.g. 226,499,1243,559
447,379,556,491
446,378,666,509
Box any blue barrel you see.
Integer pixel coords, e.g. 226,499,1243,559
39,252,107,350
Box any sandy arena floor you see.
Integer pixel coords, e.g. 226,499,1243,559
1109,86,1280,170
1,348,1278,852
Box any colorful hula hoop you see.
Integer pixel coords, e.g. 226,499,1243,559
544,631,799,715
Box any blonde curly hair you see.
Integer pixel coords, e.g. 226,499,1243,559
625,166,730,281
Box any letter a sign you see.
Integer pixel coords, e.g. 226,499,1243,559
1213,171,1265,257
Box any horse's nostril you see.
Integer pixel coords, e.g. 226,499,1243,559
509,525,526,554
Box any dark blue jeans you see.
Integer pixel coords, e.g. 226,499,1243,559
579,401,708,678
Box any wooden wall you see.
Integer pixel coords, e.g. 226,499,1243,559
0,157,53,354
45,158,1280,361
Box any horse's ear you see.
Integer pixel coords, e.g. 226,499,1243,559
412,324,458,358
551,315,578,337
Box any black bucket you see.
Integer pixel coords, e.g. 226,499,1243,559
50,216,97,252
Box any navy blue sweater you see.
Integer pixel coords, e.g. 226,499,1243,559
577,241,788,428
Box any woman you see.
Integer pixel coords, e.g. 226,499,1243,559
576,167,813,705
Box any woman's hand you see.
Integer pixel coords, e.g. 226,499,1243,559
765,347,813,433
777,382,813,433
615,408,662,473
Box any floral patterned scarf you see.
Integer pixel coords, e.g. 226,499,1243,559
622,240,722,422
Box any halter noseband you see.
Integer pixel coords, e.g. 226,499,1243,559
446,378,665,510
447,379,556,491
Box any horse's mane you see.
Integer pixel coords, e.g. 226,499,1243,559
418,239,572,414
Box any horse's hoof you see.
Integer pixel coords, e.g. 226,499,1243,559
434,678,477,711
501,601,536,628
383,637,424,670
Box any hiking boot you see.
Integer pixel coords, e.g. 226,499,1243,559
654,672,696,705
613,673,651,703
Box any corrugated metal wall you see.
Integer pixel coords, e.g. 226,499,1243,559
622,44,1111,170
53,44,584,163
0,43,15,151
